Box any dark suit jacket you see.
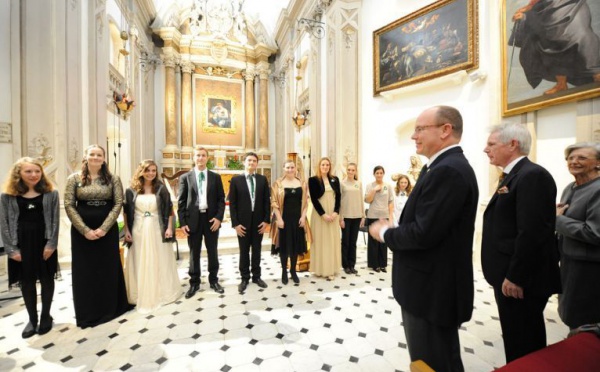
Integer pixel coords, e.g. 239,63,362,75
482,157,561,297
228,173,271,228
308,176,341,216
383,147,479,328
177,169,225,233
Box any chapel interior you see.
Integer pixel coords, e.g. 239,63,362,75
0,0,598,371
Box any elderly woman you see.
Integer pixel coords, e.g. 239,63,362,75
556,142,600,331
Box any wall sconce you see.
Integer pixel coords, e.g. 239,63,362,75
293,109,310,131
113,91,135,119
298,18,325,39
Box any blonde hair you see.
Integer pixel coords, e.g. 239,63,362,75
346,162,359,181
315,157,333,181
394,174,412,196
2,157,54,195
130,159,163,194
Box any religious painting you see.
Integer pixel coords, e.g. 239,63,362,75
502,0,600,116
373,0,478,95
194,75,243,148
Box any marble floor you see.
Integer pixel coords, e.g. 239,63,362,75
0,245,568,372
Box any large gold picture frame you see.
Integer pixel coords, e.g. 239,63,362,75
502,0,600,116
373,0,478,95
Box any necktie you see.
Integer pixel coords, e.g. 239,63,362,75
199,171,205,194
249,174,255,199
498,172,507,188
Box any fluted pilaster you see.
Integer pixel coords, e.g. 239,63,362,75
244,70,256,150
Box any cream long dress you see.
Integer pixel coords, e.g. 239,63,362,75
125,194,182,313
310,185,341,277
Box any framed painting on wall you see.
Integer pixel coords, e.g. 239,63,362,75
502,0,600,116
194,75,244,148
373,0,478,95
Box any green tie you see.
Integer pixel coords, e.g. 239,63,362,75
249,174,255,198
199,172,205,194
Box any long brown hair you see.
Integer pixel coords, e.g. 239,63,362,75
394,174,412,196
2,157,54,196
130,159,163,194
315,157,333,181
80,144,112,186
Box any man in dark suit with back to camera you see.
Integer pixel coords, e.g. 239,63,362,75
178,146,226,297
482,123,560,363
229,152,271,294
369,106,479,372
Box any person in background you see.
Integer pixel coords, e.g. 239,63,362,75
229,152,271,293
482,123,561,363
555,142,600,332
308,157,341,280
392,173,412,226
271,159,310,284
64,145,132,328
1,158,60,338
364,165,394,272
177,146,226,297
339,162,365,274
123,159,181,313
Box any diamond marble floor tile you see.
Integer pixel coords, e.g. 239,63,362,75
0,246,568,371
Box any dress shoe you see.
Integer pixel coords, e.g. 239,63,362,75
252,278,268,288
380,267,387,273
238,280,249,293
374,267,381,273
38,316,53,335
210,282,224,294
290,272,300,284
350,268,358,274
22,322,37,339
344,268,352,275
185,284,199,299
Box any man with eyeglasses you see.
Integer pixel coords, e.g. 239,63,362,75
482,123,560,363
369,105,479,371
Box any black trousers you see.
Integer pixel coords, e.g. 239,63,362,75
187,213,220,285
238,217,264,281
341,218,360,269
494,288,549,363
367,218,388,268
402,307,464,372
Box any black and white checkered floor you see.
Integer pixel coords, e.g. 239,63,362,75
0,246,567,371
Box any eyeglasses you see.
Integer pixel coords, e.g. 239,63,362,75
413,123,450,134
566,155,593,162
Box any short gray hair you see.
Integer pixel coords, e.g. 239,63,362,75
489,123,531,155
564,142,600,160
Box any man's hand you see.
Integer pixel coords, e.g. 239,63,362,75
502,278,524,299
210,218,221,232
181,225,190,236
368,219,386,243
235,224,247,237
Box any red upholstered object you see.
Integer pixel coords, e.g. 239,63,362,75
496,332,600,372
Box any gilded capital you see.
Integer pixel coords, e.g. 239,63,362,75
258,69,271,80
180,61,195,74
161,52,179,68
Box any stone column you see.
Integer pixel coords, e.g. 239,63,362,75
258,67,270,151
180,61,194,167
160,51,180,176
244,69,256,151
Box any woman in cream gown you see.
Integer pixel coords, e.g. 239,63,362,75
308,157,341,279
123,160,181,313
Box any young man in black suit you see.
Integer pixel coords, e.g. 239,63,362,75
369,106,479,371
482,123,560,363
178,146,226,297
228,152,271,293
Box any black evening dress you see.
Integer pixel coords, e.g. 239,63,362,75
65,175,132,328
278,187,307,256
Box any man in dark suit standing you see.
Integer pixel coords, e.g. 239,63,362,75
369,106,478,371
178,146,226,297
229,152,271,293
482,123,560,363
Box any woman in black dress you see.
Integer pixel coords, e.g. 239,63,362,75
64,144,131,328
271,159,310,284
1,157,60,338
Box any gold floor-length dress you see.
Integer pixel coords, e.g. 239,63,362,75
310,185,341,276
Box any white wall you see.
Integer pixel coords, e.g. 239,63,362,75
359,0,585,201
0,0,13,177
